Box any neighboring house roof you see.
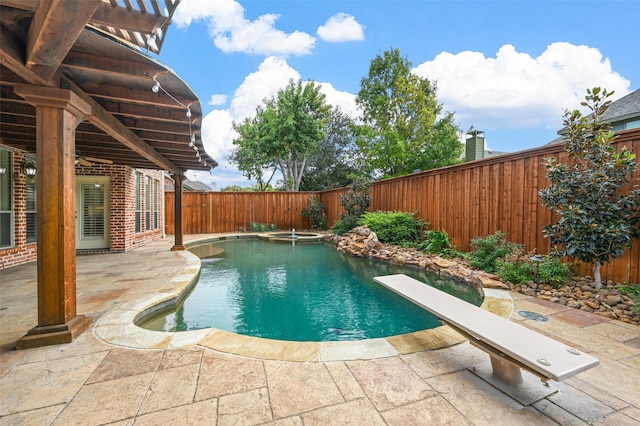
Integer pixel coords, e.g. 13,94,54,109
548,88,640,145
184,179,212,192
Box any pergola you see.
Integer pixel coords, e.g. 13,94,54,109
0,0,217,348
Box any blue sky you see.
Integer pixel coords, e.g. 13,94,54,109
157,0,639,189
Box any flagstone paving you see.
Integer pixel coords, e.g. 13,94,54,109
1,236,639,425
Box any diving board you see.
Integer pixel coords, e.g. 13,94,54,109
374,274,600,404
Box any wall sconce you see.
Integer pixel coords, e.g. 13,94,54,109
21,161,36,176
0,167,6,175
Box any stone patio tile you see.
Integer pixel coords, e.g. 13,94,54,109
381,395,473,425
301,398,385,425
522,316,638,360
258,417,303,425
385,328,462,355
515,298,572,316
532,399,589,426
363,338,399,358
585,321,640,343
52,372,154,425
195,351,265,400
568,356,640,407
0,347,29,375
545,381,616,422
402,341,487,378
324,361,366,401
0,351,107,416
77,288,129,304
159,346,203,369
138,363,200,415
264,361,344,419
234,336,318,362
133,398,217,426
217,387,272,426
565,376,631,411
346,357,436,411
319,341,373,362
86,348,163,384
592,410,640,426
0,403,65,426
551,309,611,328
619,354,640,370
169,329,210,347
18,332,109,364
427,370,556,425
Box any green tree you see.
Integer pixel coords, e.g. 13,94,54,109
228,112,277,191
356,48,462,178
299,108,361,190
539,87,640,289
231,79,332,191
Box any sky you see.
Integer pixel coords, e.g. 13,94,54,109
156,0,640,189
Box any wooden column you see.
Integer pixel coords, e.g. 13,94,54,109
171,173,186,251
14,85,93,349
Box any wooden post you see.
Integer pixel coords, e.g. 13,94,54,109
171,172,186,251
14,85,93,349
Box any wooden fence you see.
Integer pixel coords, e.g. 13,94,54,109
166,129,639,283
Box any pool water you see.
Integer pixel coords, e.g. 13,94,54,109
138,240,483,341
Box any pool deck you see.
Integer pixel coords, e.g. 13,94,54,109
1,235,639,425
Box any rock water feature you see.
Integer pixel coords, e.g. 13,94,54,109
324,226,639,325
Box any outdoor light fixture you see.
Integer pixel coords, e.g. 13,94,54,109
21,160,36,176
530,254,546,295
0,166,6,175
186,107,192,118
151,81,161,93
189,134,195,147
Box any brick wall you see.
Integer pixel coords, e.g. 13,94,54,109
1,148,166,269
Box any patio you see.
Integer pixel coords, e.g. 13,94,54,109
1,236,639,425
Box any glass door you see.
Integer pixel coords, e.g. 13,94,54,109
76,177,110,250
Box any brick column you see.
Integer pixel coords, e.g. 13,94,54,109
14,85,93,349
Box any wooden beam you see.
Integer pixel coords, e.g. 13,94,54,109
26,0,101,83
90,2,167,33
61,77,181,173
0,24,50,86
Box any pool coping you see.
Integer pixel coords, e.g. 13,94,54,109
94,234,515,362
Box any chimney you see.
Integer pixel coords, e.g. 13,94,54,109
465,129,485,161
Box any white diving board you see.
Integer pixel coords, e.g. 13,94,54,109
374,274,600,404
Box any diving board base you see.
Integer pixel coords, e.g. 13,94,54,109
469,360,558,405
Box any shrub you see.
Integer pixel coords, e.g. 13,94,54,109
301,194,327,230
419,229,457,257
249,222,277,232
467,231,521,273
332,178,370,235
360,211,427,246
497,255,570,287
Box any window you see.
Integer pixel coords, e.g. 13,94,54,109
135,172,142,233
153,179,159,229
0,149,12,248
145,176,151,231
25,156,36,243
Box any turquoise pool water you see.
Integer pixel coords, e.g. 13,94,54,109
139,239,483,341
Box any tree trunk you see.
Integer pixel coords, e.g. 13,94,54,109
593,262,603,290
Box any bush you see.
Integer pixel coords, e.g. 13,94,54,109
497,255,570,287
419,229,457,257
332,178,370,235
249,222,277,232
467,231,521,273
301,195,327,230
360,211,427,246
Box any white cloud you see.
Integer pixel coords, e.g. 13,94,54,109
209,94,228,106
173,0,315,56
317,13,365,42
412,42,631,130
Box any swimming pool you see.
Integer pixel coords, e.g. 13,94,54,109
137,239,483,341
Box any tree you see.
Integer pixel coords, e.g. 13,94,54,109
231,79,332,191
539,87,640,289
299,108,361,191
356,48,462,178
229,112,277,191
